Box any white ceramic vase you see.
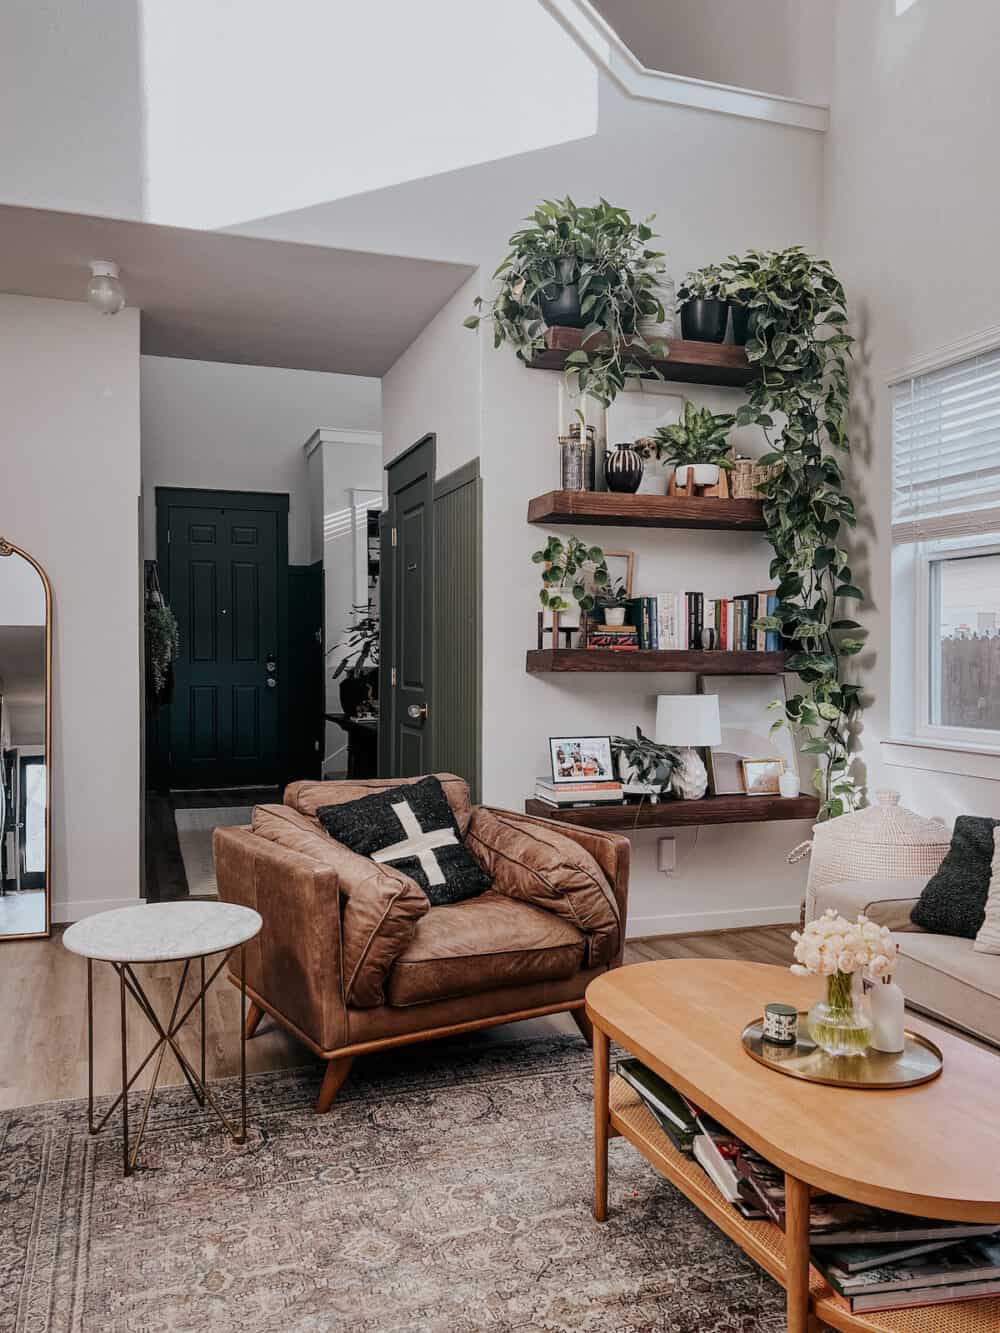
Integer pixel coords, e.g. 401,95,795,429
675,463,720,490
604,607,627,626
868,977,905,1053
671,746,709,800
779,770,800,799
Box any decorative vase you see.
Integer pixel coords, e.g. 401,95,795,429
604,607,627,626
540,256,584,328
868,976,906,1053
675,463,720,489
605,444,643,493
670,746,709,800
779,770,800,799
558,434,595,491
807,971,872,1057
680,298,729,343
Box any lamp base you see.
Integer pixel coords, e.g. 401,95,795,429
670,747,709,800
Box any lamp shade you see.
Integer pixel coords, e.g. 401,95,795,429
655,694,721,748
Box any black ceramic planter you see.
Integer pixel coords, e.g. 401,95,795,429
539,257,584,329
680,298,729,344
605,444,643,494
730,303,758,346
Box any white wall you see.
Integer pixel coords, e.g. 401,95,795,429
0,295,141,921
822,0,1000,824
140,357,381,566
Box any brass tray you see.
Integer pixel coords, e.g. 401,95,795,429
741,1015,944,1089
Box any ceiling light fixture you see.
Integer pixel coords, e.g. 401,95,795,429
87,260,126,315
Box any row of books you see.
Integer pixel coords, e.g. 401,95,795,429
618,1059,1000,1314
587,593,782,652
533,778,624,808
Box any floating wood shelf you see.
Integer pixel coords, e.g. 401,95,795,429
524,793,819,829
527,490,766,531
529,327,755,387
525,794,821,826
526,649,789,674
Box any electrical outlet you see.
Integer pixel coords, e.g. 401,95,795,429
658,837,676,874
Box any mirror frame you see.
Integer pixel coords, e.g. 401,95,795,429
0,537,52,940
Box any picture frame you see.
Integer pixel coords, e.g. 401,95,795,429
548,735,615,784
602,550,635,599
741,757,785,796
697,674,799,796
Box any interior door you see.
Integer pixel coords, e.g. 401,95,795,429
161,490,288,788
381,435,435,777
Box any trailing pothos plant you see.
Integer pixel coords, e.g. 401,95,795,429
611,729,680,791
721,246,865,819
532,535,609,614
464,197,668,406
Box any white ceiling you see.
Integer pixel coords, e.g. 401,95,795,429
0,205,474,377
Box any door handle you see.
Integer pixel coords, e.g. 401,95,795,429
407,703,428,721
266,678,277,689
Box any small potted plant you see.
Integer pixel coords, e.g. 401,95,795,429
593,575,630,626
532,534,609,632
612,728,680,803
331,605,380,717
677,263,729,343
653,401,734,490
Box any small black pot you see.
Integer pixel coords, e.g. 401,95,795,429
730,302,758,346
605,444,643,494
539,256,584,329
339,667,377,718
680,298,729,344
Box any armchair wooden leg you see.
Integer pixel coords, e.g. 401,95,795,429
245,1001,265,1039
315,1056,355,1114
571,1007,594,1047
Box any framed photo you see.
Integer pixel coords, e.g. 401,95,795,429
741,757,785,796
549,735,615,784
697,674,799,796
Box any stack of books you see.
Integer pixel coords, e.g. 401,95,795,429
618,1058,1000,1314
614,591,782,651
585,623,638,651
533,777,624,808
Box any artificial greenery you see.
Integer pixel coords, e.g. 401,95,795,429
677,263,727,302
653,401,735,469
612,728,680,791
332,604,380,680
145,604,179,695
464,197,668,406
720,246,864,818
532,535,608,614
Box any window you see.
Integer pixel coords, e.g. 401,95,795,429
892,346,1000,749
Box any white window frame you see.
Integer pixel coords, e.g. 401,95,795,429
911,536,1000,750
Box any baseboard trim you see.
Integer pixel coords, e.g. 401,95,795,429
53,895,141,924
627,903,800,939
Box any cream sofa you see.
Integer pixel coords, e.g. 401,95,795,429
807,877,1000,1048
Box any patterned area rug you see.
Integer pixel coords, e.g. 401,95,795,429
1,1037,785,1332
173,806,253,897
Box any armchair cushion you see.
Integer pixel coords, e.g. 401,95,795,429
250,804,427,1009
316,776,492,907
464,807,620,966
284,773,474,836
385,890,586,1007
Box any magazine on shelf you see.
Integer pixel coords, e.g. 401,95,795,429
846,1275,1000,1315
813,1233,1000,1300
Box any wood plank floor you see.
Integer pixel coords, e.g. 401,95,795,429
0,925,794,1111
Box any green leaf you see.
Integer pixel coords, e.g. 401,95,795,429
835,584,863,600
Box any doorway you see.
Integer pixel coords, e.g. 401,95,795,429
155,487,289,788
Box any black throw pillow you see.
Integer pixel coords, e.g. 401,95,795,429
316,776,492,907
910,815,1000,938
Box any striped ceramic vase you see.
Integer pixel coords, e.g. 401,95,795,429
605,444,643,493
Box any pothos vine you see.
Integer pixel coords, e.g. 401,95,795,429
722,247,865,818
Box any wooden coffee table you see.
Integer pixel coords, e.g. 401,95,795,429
587,960,1000,1333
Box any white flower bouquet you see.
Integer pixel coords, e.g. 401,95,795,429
790,910,898,1056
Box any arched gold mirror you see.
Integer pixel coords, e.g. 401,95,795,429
0,538,51,940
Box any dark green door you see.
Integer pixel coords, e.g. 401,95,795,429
160,490,288,788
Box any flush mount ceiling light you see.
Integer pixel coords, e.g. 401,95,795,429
87,260,126,315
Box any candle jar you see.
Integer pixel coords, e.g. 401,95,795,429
762,1002,798,1046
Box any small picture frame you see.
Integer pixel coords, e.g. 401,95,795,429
740,757,785,796
549,736,615,784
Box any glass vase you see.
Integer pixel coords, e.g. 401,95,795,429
807,970,872,1057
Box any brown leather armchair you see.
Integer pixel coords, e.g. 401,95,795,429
213,774,629,1112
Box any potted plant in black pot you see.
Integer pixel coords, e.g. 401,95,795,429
677,263,729,343
465,197,669,407
653,401,735,490
331,605,379,717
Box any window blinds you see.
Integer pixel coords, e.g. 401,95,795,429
892,346,1000,543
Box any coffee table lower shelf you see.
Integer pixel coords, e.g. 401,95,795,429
610,1077,1000,1333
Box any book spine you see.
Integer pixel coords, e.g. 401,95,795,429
766,592,781,652
756,592,767,652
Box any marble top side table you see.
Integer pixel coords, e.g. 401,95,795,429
63,901,262,1176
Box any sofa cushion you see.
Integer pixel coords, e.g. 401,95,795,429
911,815,1000,938
810,877,929,933
465,806,620,966
895,930,1000,1045
284,773,473,836
316,776,491,907
250,804,427,1009
385,889,587,1007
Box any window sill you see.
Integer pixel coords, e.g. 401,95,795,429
882,736,1000,781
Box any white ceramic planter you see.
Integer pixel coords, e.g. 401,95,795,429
675,463,720,489
604,607,627,626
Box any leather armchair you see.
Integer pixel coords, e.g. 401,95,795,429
213,774,629,1111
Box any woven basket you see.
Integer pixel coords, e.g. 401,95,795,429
805,791,951,896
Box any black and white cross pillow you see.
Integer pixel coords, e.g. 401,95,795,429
316,777,492,906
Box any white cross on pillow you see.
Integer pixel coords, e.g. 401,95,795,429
370,798,458,887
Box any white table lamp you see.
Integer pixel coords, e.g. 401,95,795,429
655,694,721,799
